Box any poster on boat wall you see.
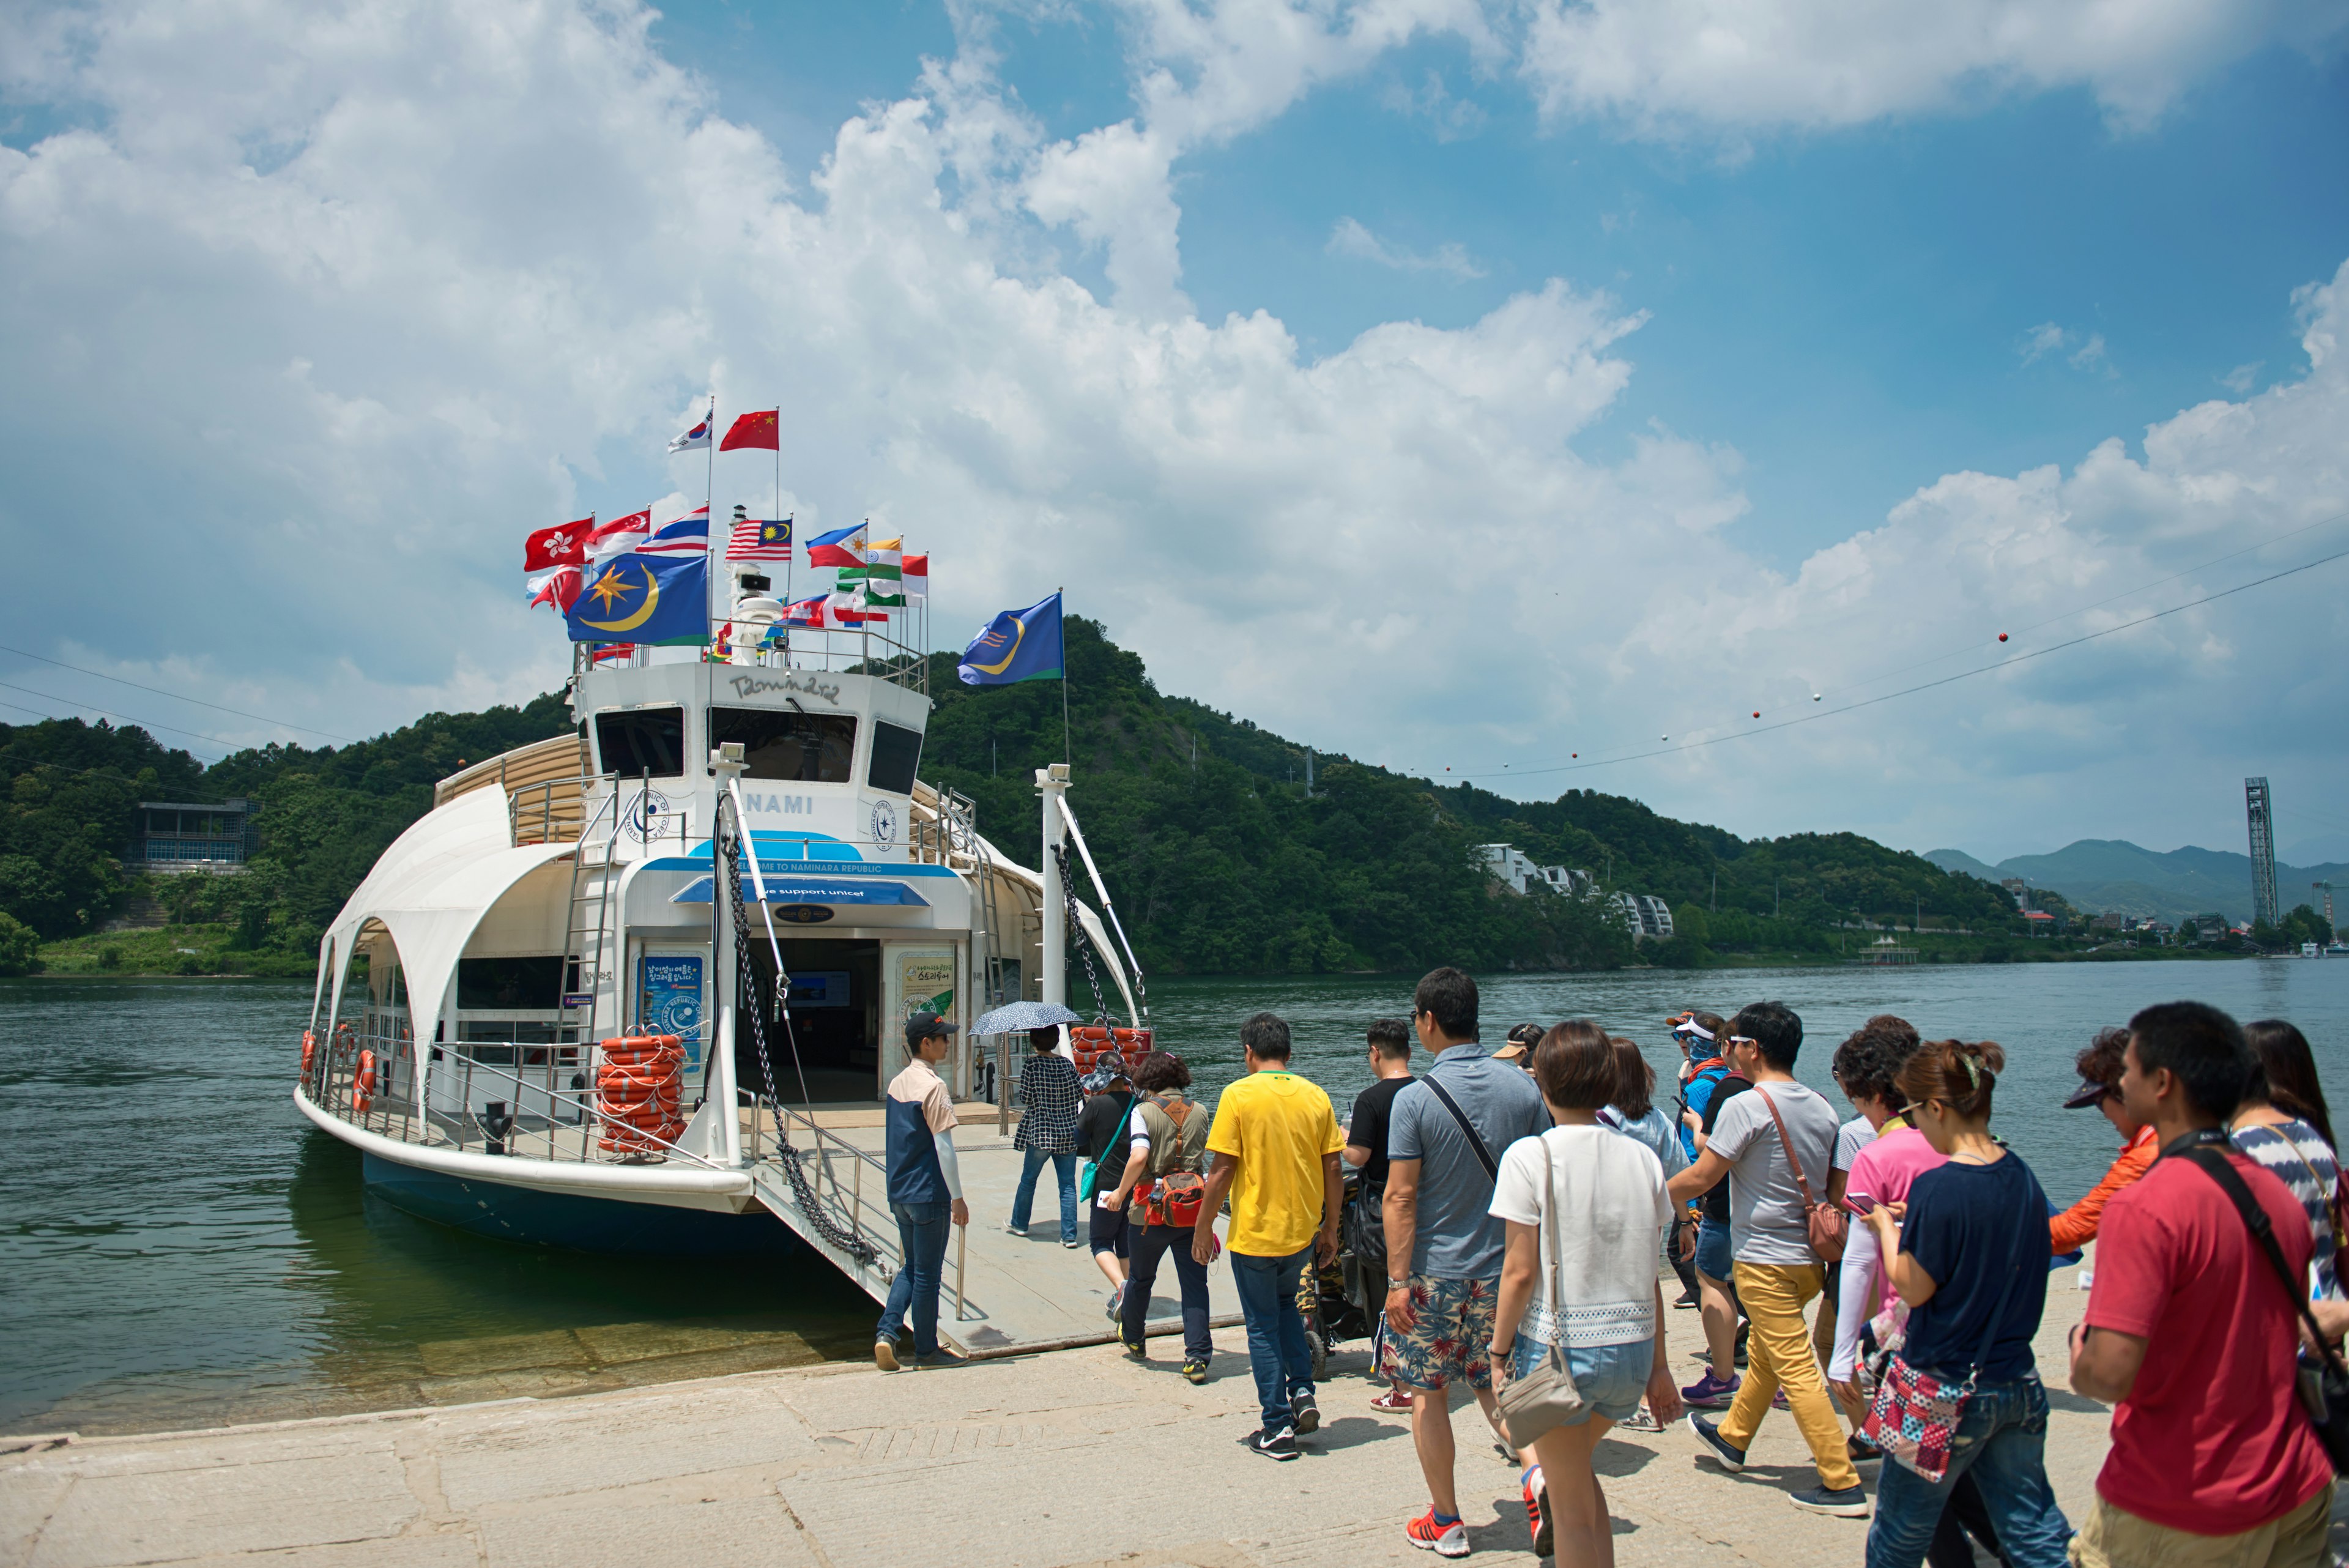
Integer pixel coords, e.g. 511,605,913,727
638,951,706,1072
882,945,957,1087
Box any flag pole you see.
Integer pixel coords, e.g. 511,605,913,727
705,394,718,650
1059,585,1070,768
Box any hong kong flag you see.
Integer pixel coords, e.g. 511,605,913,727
525,516,592,573
720,409,779,451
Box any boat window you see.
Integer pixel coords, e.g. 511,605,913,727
707,707,856,782
867,720,923,795
595,706,686,779
458,956,565,1010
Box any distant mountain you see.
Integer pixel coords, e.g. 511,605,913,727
1924,840,2349,926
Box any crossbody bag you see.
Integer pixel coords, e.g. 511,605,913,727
2181,1146,2349,1473
1079,1092,1137,1202
1861,1178,2033,1482
1754,1085,1847,1263
1494,1131,1590,1445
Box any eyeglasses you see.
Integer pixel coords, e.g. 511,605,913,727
1726,1035,1758,1049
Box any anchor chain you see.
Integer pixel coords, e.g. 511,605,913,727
721,804,877,1265
1052,843,1113,1027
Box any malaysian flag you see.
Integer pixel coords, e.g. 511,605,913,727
725,515,792,562
640,505,710,555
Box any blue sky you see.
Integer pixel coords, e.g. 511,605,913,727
2,0,2347,864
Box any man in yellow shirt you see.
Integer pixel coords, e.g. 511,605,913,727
1193,1011,1344,1460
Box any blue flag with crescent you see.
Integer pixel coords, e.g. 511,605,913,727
566,552,709,644
958,592,1063,686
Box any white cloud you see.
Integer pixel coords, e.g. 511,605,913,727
1517,0,2348,138
1326,215,1486,278
2019,322,2068,363
2018,322,2112,374
1381,67,1490,141
2068,332,2110,373
2223,361,2263,393
0,0,2342,857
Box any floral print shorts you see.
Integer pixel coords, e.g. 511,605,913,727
1377,1274,1496,1392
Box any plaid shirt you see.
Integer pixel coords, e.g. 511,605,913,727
1012,1052,1083,1153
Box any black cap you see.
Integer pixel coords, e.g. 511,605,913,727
2063,1077,2113,1110
904,1011,954,1045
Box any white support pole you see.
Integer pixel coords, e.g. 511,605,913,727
1037,763,1069,1009
711,741,747,1167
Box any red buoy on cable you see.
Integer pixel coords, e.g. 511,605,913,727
1998,633,2009,642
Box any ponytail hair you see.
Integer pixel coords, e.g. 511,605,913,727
1897,1039,2007,1122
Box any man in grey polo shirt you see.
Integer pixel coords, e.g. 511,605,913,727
1381,967,1551,1557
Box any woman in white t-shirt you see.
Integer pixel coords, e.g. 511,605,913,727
1490,1019,1680,1567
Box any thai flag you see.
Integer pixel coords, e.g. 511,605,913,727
639,505,710,555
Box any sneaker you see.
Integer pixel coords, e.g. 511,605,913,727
1242,1425,1299,1460
1688,1413,1747,1473
1406,1509,1471,1558
1790,1484,1871,1518
1847,1434,1884,1464
1772,1389,1789,1411
912,1346,968,1369
1370,1387,1414,1413
1117,1322,1148,1356
1062,1236,1083,1249
1106,1282,1126,1323
1523,1479,1553,1559
1290,1394,1321,1435
1182,1359,1209,1385
873,1338,900,1373
1680,1371,1740,1409
1004,1222,1025,1235
1673,1287,1699,1309
1619,1403,1663,1432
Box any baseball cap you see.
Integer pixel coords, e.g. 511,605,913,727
903,1011,956,1045
1080,1064,1129,1092
2063,1076,2113,1110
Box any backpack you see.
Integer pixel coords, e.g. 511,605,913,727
1135,1096,1208,1226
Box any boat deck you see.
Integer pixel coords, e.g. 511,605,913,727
744,1107,1246,1359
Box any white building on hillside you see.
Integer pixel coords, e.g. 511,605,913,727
1479,844,1592,897
1616,893,1675,942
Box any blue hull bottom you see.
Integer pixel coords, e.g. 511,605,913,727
362,1152,802,1257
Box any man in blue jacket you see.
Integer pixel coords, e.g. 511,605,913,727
876,1012,969,1370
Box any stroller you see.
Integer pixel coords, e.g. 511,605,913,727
1298,1165,1382,1378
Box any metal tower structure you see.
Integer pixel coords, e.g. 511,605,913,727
2246,777,2279,929
2318,882,2336,935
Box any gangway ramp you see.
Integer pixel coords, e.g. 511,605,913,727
745,1104,1243,1358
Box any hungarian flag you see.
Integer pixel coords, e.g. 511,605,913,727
525,516,591,573
725,515,792,561
586,509,650,562
640,505,709,555
527,565,582,612
720,409,779,451
901,552,928,605
806,522,866,568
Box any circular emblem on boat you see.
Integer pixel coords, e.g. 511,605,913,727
622,787,670,842
776,904,834,924
869,798,898,847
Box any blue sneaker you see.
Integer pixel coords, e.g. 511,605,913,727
1689,1413,1746,1473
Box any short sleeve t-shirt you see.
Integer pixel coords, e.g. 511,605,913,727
1204,1070,1345,1258
2231,1118,2341,1301
1346,1075,1414,1189
1388,1046,1553,1280
1076,1093,1136,1193
1695,1074,1753,1222
1489,1125,1675,1347
1834,1116,1874,1174
1705,1080,1841,1265
1897,1153,2052,1382
1843,1124,1946,1313
2086,1149,2334,1536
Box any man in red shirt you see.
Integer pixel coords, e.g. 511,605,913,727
2068,1001,2334,1568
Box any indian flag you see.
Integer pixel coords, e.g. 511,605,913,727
839,536,902,583
902,552,927,605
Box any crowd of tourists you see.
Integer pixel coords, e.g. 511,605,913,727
871,982,2343,1568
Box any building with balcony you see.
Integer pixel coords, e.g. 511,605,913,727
132,800,258,872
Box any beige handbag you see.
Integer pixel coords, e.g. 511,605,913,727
1496,1133,1590,1446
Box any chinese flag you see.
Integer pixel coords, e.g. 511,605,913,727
720,409,779,451
525,516,592,572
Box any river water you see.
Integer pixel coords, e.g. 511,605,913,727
6,959,2345,1436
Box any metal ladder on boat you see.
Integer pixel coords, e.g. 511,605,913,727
557,784,623,1052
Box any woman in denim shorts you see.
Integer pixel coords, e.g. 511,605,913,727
1490,1020,1683,1564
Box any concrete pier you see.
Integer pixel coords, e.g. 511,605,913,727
2,1259,2339,1568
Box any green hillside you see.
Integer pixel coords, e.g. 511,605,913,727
6,616,2051,976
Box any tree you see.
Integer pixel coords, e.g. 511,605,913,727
0,910,40,975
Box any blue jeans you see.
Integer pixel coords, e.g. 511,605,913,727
1230,1245,1315,1433
1010,1146,1078,1241
876,1200,951,1358
1865,1374,2071,1568
1122,1221,1212,1361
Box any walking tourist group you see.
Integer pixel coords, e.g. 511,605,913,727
870,977,2343,1568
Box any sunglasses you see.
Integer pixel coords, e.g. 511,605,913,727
1726,1035,1758,1049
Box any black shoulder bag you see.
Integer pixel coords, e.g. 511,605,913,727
1423,1076,1501,1180
2180,1146,2349,1473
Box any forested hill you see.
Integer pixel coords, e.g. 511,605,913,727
0,617,2020,974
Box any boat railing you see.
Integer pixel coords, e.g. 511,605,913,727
744,1092,973,1319
574,623,930,695
306,1017,728,1173
511,772,693,851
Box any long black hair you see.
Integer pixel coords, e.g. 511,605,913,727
2245,1019,2336,1152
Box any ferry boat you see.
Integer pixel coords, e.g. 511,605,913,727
292,601,1142,1258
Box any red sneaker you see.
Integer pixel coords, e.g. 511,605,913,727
1371,1386,1414,1413
1524,1478,1553,1559
1407,1510,1470,1558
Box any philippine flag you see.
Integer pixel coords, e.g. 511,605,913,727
805,522,867,568
639,505,710,555
667,409,713,454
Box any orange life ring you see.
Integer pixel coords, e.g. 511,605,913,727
352,1049,376,1117
300,1030,316,1078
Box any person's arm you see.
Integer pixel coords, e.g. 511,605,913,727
2068,1323,2148,1403
1107,1140,1149,1208
1645,1280,1683,1425
1491,1219,1538,1365
1827,1219,1878,1397
933,1131,968,1224
1667,1146,1729,1205
1190,1151,1237,1265
2050,1133,2157,1254
1319,1150,1343,1266
1864,1203,1932,1306
1827,1167,1850,1209
1343,1142,1371,1169
1383,1156,1422,1331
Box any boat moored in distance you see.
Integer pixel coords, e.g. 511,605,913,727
295,620,1143,1260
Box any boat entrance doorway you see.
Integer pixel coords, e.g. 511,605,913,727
738,937,881,1106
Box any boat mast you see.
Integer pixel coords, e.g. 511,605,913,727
1037,762,1068,1010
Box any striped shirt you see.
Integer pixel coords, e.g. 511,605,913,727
2231,1116,2340,1300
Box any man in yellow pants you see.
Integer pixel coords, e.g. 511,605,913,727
1666,1001,1867,1518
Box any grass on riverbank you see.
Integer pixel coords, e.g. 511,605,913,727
34,924,313,978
